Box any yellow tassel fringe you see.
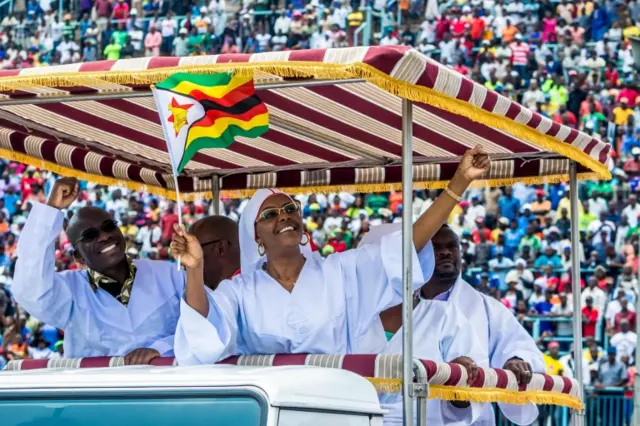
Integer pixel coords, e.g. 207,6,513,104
364,379,583,410
0,147,602,200
0,60,611,183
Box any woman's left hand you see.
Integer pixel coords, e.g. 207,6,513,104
456,145,491,182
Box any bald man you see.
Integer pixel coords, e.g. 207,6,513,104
13,177,184,364
190,215,240,290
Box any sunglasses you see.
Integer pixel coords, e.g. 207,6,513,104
256,202,300,223
73,220,118,245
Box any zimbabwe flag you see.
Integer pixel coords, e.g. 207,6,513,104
152,72,269,174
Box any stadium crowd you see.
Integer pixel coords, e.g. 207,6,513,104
1,0,640,418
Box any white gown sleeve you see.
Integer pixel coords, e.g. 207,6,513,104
174,279,240,365
150,266,187,357
336,230,434,339
482,295,544,426
440,305,489,426
12,203,72,330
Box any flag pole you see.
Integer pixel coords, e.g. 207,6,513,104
172,173,183,271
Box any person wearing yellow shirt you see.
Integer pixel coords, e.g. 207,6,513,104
555,188,583,223
612,98,635,126
623,18,640,41
543,341,564,375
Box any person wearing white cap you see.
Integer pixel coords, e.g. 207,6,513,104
358,223,488,426
418,225,545,426
171,147,490,366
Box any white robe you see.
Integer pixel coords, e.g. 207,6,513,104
364,300,488,426
13,203,185,358
174,231,434,365
444,278,546,426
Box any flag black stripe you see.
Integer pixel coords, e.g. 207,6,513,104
200,95,263,115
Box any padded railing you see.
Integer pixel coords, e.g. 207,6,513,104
4,354,583,410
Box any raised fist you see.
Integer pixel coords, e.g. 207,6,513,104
46,177,79,210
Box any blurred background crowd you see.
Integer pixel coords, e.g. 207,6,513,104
1,0,640,423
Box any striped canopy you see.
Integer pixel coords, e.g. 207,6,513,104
0,46,611,199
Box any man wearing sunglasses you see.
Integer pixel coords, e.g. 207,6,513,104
190,215,240,290
12,177,185,365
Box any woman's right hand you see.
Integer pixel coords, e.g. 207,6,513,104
170,224,203,270
454,145,491,183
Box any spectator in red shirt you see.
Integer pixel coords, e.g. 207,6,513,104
470,10,485,43
552,105,578,127
112,0,129,21
618,82,639,105
614,298,637,333
327,231,347,253
453,57,469,76
160,202,179,242
604,62,619,86
582,296,599,338
435,16,451,42
472,218,492,244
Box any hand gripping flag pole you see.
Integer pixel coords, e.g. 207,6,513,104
152,72,269,270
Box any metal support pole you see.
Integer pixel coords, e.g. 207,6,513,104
365,6,372,46
569,161,585,426
633,246,640,426
212,175,220,215
401,98,414,426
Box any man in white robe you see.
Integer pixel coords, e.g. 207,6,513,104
359,224,487,425
13,177,184,363
420,225,546,425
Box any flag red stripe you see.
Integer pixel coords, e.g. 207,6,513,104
191,103,268,129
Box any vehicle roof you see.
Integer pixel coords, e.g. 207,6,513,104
0,365,384,414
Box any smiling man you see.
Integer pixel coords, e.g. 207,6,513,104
13,177,184,364
420,224,546,426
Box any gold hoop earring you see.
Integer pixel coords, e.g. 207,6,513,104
301,233,310,246
257,242,266,256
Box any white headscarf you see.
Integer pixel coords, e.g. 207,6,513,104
239,188,313,273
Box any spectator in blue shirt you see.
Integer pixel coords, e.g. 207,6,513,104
2,186,19,218
505,219,524,258
534,247,564,269
517,204,536,231
498,186,520,221
531,289,555,334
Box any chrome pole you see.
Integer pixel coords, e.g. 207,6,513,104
401,98,414,426
212,175,220,215
569,161,585,426
633,241,640,426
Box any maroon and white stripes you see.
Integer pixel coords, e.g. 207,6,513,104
0,47,610,198
4,354,581,403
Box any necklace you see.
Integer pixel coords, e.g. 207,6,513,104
262,258,305,287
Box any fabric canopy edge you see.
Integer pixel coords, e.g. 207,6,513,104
0,60,612,181
1,146,600,200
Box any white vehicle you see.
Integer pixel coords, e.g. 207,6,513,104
0,365,385,426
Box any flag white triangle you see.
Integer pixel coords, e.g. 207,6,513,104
152,88,207,175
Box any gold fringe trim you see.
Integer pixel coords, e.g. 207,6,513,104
364,379,583,410
366,378,404,394
0,147,602,200
0,60,611,181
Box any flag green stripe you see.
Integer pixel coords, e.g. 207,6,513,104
178,125,269,172
156,72,233,91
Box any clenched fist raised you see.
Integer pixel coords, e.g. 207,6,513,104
46,177,79,210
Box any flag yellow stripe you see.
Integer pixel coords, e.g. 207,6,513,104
186,113,269,145
171,74,253,99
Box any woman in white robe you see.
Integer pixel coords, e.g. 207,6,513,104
172,147,491,365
